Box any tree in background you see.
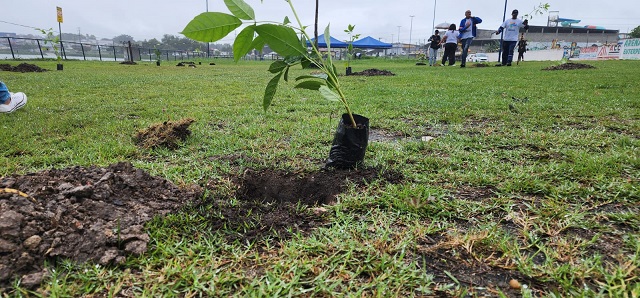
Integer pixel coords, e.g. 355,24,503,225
630,26,640,38
112,34,135,44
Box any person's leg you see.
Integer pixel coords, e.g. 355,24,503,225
447,44,455,65
0,92,27,113
506,41,517,65
0,82,9,105
501,42,509,65
460,38,473,66
517,52,523,64
429,48,436,66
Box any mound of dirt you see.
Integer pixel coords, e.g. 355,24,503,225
0,162,202,288
119,61,137,65
543,62,595,70
134,118,195,149
0,63,48,73
350,69,395,76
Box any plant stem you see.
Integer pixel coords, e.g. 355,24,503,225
287,0,358,128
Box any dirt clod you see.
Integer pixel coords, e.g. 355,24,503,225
543,62,595,70
0,63,48,73
350,68,395,76
0,162,202,288
134,118,195,149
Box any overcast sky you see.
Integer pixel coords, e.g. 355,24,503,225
2,0,638,44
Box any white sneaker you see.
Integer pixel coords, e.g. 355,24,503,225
0,92,27,113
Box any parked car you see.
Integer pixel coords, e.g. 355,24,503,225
468,53,488,62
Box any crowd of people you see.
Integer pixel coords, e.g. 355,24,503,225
425,8,530,67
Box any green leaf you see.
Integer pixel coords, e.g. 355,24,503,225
324,24,333,66
295,81,325,90
251,36,265,53
323,25,332,50
268,60,288,73
223,0,255,20
182,12,242,42
284,66,290,82
283,16,291,25
263,72,283,111
296,74,328,81
319,86,340,102
255,24,307,57
233,25,255,62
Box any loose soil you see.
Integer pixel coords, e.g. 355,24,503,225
0,162,202,289
350,68,395,76
134,118,195,149
0,63,48,73
543,62,596,70
0,161,402,290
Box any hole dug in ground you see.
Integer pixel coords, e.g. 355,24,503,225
0,161,400,290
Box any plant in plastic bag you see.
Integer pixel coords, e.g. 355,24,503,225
343,24,360,75
181,0,359,128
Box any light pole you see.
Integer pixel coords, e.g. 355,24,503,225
431,0,437,35
498,0,508,63
409,15,415,55
397,26,401,55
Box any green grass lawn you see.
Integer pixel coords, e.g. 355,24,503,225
1,58,639,296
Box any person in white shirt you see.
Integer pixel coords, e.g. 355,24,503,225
495,9,529,66
439,24,460,66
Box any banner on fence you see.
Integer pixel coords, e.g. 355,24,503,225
620,38,640,60
578,46,599,60
597,43,622,59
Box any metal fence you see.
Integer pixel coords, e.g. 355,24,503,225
0,37,222,61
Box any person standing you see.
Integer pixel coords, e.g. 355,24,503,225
458,10,482,68
495,9,529,66
427,30,441,66
0,81,27,113
440,24,459,66
517,34,527,65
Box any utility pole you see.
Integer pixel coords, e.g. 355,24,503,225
409,15,415,55
397,26,402,55
77,27,81,43
432,0,437,35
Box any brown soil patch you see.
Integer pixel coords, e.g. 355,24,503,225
350,68,395,76
543,62,596,70
0,162,202,289
1,160,403,290
415,232,558,296
134,118,195,149
0,63,48,73
119,61,137,65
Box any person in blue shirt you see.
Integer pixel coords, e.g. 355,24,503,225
0,82,27,113
495,9,529,66
458,10,482,68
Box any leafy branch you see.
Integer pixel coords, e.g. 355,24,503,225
36,28,62,62
522,2,550,20
181,0,357,127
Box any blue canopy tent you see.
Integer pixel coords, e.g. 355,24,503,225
306,34,348,48
352,36,392,49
